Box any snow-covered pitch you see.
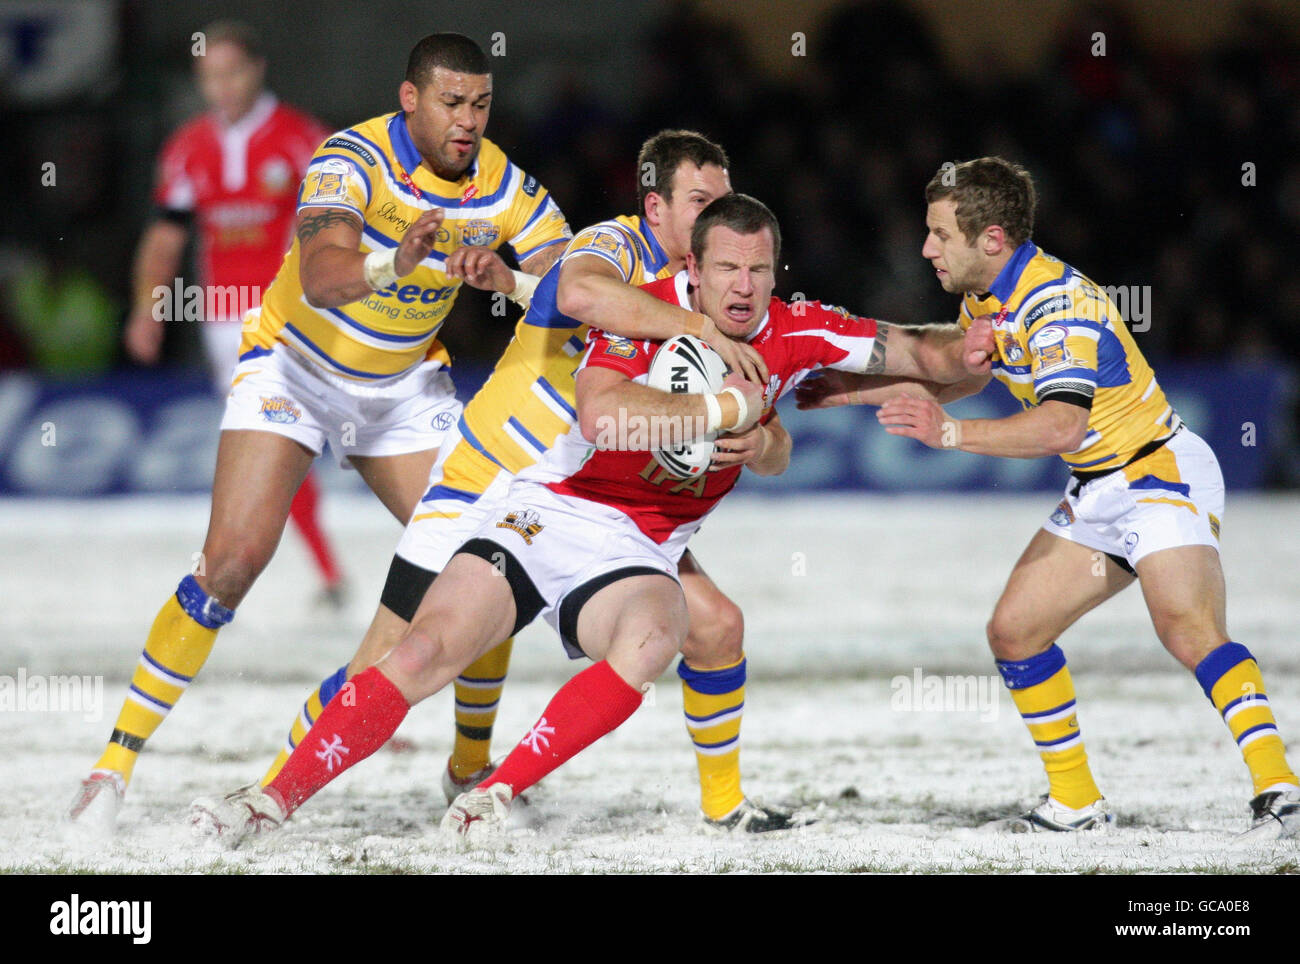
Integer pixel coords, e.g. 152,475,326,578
2,492,1298,873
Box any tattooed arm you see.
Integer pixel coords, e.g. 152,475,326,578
861,321,975,382
297,206,445,308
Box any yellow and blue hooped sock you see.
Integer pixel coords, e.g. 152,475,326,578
996,644,1102,809
449,638,514,780
1195,642,1298,795
678,656,746,820
94,574,232,785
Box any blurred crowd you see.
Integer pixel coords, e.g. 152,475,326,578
1,0,1297,373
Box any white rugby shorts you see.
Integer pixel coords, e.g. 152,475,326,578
453,481,683,659
219,340,462,469
1043,427,1224,570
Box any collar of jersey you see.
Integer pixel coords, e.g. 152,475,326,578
669,269,770,342
636,217,670,274
215,91,277,135
386,112,479,198
987,240,1038,304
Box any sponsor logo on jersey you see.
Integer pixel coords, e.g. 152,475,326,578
521,174,539,197
324,136,378,166
496,508,544,545
431,411,455,431
1029,324,1073,374
1023,294,1072,328
375,200,411,233
581,228,626,258
259,395,303,424
460,219,499,246
258,157,293,195
1049,499,1075,526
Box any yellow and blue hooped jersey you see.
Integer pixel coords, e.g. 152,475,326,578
242,112,570,381
455,214,675,474
961,242,1177,473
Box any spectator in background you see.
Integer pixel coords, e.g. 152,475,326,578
123,19,345,602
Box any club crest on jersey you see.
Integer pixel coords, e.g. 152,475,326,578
1029,324,1073,374
258,158,293,196
460,219,499,246
604,338,638,359
998,331,1024,363
306,158,351,201
496,508,544,545
1049,499,1075,527
259,395,303,424
582,229,625,258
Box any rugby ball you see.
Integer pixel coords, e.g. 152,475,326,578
645,334,729,478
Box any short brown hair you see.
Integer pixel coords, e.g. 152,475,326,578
925,157,1036,247
200,20,264,60
636,130,729,214
691,193,781,266
406,33,490,87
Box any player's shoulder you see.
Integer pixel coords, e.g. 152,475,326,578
637,275,678,300
160,113,216,157
475,137,510,179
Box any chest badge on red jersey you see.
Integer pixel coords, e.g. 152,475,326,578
258,158,293,196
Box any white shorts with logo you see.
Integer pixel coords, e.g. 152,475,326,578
455,481,685,659
1043,427,1223,571
219,340,462,469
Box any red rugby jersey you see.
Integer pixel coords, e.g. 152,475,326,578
153,93,328,318
522,271,879,547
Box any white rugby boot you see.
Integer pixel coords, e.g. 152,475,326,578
441,782,513,839
990,794,1114,833
63,770,125,838
190,783,287,848
441,759,498,806
1234,785,1300,844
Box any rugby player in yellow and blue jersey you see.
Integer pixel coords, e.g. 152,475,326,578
66,33,573,834
808,156,1298,840
200,132,799,835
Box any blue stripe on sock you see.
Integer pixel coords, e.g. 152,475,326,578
996,645,1066,690
141,649,194,683
1194,642,1254,701
694,736,738,751
1220,692,1270,719
676,657,746,695
129,684,172,712
685,702,744,725
1237,722,1278,746
1034,733,1080,748
1020,699,1075,720
458,675,506,686
318,666,348,706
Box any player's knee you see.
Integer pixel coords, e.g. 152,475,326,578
199,542,275,607
385,624,449,684
616,621,684,685
986,610,1032,660
682,598,744,666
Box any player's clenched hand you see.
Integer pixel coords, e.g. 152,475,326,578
124,304,164,365
794,369,867,410
446,246,515,293
964,315,996,375
877,395,960,449
721,372,764,434
698,315,769,385
709,423,767,470
394,208,446,277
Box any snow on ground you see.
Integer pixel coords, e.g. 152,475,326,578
2,492,1298,873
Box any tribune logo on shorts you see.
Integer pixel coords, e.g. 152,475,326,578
49,894,151,944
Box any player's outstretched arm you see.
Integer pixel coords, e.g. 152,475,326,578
298,206,444,308
862,320,990,383
878,395,1089,458
795,369,991,410
125,219,189,364
711,410,791,476
558,254,769,385
577,367,762,447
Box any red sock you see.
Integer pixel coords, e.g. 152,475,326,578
269,667,409,813
288,471,343,587
484,661,642,796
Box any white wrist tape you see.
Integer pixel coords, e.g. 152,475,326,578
507,270,539,308
703,393,723,435
720,386,749,432
363,249,399,291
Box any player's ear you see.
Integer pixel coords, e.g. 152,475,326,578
643,190,664,228
686,251,700,286
398,80,419,115
984,225,1007,256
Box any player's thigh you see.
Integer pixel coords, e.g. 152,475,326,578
345,603,413,677
350,448,440,522
381,552,517,700
1135,545,1228,669
989,528,1135,658
201,430,315,596
678,549,744,667
575,574,688,688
